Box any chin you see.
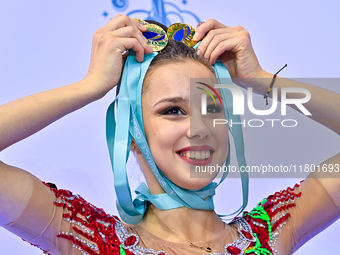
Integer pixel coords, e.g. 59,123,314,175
165,166,219,190
173,178,215,190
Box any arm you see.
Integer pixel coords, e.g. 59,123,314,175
244,71,340,253
0,14,152,246
247,71,340,136
0,15,152,153
0,79,105,227
194,19,340,251
195,19,340,137
0,79,105,153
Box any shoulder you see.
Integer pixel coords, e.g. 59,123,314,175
227,182,302,255
42,183,167,255
42,182,135,255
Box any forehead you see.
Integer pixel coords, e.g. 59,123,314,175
143,61,217,102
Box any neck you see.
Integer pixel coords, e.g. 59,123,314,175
138,203,227,245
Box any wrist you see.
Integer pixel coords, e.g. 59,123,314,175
241,69,273,95
80,75,115,100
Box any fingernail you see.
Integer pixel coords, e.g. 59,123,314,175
144,36,148,42
196,49,202,56
140,24,146,30
193,32,199,41
147,45,153,52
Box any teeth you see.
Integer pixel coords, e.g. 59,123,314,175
201,151,206,159
195,151,201,160
178,150,211,160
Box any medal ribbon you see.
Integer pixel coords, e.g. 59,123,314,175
106,44,248,224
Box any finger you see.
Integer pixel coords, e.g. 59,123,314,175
108,16,152,54
131,18,149,42
193,19,227,41
131,18,148,32
120,38,145,62
203,30,240,59
104,14,147,41
111,26,153,53
197,26,246,57
103,14,132,31
209,37,240,64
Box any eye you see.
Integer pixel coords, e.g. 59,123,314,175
207,104,222,113
160,106,186,115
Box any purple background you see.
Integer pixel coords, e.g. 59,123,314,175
0,0,339,254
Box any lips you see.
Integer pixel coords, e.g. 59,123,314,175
176,145,214,165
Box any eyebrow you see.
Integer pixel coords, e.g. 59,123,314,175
153,97,189,108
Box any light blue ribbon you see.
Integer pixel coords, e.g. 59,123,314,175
106,45,248,224
213,59,249,218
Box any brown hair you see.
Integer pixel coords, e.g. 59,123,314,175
142,39,215,94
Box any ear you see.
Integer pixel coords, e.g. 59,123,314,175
130,138,140,152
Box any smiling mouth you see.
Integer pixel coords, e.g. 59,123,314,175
176,150,214,160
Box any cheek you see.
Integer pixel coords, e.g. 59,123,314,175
213,125,229,163
212,123,229,142
148,122,183,151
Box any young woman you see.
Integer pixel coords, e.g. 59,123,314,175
0,15,339,255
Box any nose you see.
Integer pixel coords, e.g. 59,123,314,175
187,109,211,139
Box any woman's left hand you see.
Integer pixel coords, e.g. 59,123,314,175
194,19,266,88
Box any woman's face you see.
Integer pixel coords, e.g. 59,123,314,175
140,60,229,190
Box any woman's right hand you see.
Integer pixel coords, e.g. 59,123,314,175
0,14,153,229
0,15,153,153
84,15,154,96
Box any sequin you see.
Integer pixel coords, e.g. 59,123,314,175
23,181,302,255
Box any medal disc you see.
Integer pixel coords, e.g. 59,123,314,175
168,23,197,48
143,23,168,52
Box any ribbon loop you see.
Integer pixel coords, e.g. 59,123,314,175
106,40,249,224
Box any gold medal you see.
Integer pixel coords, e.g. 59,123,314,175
132,18,149,26
167,23,197,48
133,19,199,51
143,23,168,52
